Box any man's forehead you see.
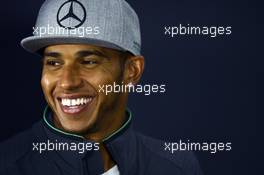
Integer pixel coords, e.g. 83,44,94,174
44,44,121,56
45,44,103,52
42,44,127,61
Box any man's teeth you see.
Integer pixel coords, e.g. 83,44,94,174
61,98,92,107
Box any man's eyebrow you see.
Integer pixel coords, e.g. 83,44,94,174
43,52,61,58
75,50,109,60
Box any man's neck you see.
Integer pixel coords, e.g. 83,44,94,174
84,108,127,142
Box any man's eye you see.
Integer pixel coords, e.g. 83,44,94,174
46,60,61,66
81,60,98,65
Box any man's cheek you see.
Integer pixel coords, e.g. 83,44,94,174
89,76,114,94
41,75,52,92
41,74,56,104
83,68,120,99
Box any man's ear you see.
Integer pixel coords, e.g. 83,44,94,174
123,55,145,85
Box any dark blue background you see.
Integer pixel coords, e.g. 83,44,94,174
0,0,257,174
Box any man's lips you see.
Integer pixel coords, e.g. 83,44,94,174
57,95,95,115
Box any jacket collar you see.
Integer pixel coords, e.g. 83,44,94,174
41,106,137,174
42,106,132,142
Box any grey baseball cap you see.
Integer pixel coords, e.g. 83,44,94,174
21,0,141,55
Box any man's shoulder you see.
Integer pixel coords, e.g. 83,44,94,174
0,121,42,168
134,132,203,174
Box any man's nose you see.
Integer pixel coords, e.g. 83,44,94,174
58,67,84,90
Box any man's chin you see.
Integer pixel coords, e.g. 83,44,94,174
53,105,100,136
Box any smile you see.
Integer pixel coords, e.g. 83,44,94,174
58,97,94,114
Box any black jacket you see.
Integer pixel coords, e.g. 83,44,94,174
0,107,203,175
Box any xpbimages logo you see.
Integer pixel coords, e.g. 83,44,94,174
164,140,232,154
98,82,166,95
32,140,100,154
33,24,100,37
164,24,232,38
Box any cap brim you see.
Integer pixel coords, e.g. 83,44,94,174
21,36,125,54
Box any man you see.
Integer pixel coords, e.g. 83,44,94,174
0,0,203,174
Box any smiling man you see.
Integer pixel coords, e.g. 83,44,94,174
0,0,202,175
41,44,139,142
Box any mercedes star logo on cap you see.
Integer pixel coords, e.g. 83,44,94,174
21,0,141,56
57,0,86,29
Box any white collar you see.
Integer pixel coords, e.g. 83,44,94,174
101,165,120,175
